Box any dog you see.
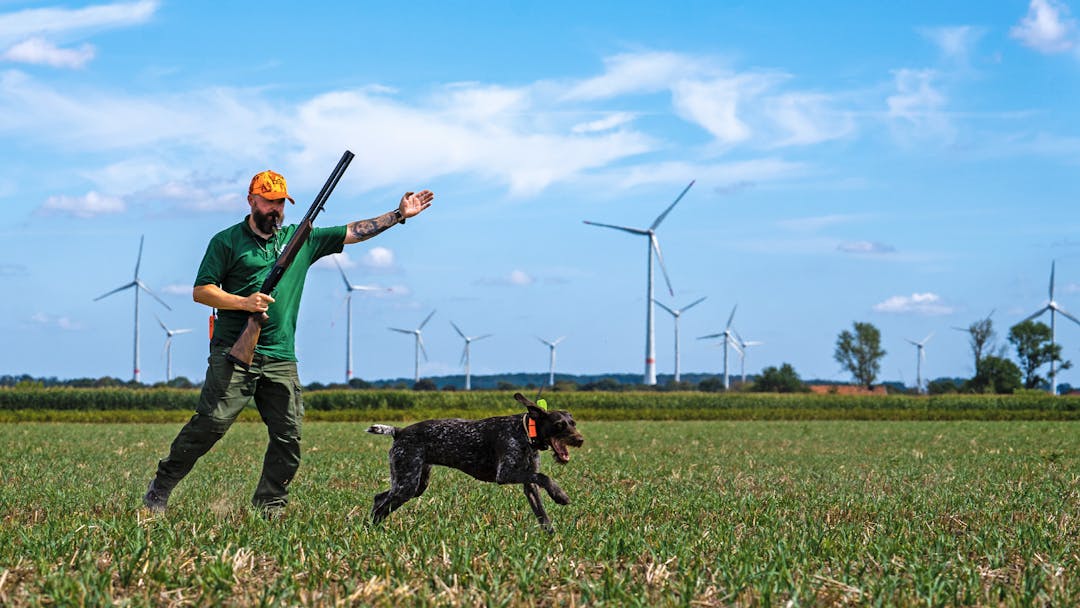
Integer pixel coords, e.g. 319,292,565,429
367,392,584,531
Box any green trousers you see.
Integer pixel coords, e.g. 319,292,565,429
154,347,304,509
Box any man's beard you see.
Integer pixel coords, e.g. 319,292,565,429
252,207,282,235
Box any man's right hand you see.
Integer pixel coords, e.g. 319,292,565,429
244,292,275,312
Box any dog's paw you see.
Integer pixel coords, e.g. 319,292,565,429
550,489,570,505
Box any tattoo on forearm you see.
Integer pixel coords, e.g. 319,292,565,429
348,211,398,242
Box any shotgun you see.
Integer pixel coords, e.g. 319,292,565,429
226,150,354,369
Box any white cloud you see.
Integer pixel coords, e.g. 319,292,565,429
671,75,778,144
562,51,707,101
475,269,536,287
0,1,157,42
571,112,636,134
838,241,896,254
887,69,946,123
362,246,396,269
873,293,955,315
1,37,94,68
1011,0,1077,54
38,191,124,218
921,26,984,64
766,92,854,146
30,312,83,330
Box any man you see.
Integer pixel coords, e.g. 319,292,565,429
143,169,433,515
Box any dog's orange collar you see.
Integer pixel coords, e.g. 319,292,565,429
522,413,537,438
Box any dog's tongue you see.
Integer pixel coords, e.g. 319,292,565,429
551,438,570,463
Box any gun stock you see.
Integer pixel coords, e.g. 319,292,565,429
226,312,269,369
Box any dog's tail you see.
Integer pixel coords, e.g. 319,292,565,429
367,424,398,438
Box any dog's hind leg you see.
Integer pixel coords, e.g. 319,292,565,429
371,447,425,524
523,483,553,532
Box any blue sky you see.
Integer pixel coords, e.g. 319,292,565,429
3,0,1080,386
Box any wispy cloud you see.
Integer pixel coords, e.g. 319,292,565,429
160,284,193,297
29,312,83,330
475,269,536,287
0,1,157,69
1,37,94,68
873,292,955,315
38,191,125,218
920,26,985,65
838,241,896,255
1011,0,1077,54
571,112,636,134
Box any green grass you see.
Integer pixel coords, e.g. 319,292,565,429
1,420,1078,606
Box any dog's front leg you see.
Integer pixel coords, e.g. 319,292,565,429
522,483,553,533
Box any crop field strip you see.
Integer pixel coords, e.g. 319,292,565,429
1,420,1078,606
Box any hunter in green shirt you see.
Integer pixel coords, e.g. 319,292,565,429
195,219,346,361
144,168,433,516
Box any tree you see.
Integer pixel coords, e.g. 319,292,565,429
1008,320,1070,390
834,322,886,389
413,378,438,391
963,355,1022,394
960,316,996,370
750,363,808,393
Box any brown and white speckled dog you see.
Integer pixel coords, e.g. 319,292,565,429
367,392,584,531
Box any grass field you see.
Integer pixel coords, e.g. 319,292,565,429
1,420,1078,606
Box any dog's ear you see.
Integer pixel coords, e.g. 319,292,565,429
514,392,536,408
526,405,547,419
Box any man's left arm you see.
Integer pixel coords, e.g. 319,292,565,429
344,189,434,245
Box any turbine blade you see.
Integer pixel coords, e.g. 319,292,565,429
905,338,919,346
418,335,428,361
419,309,436,330
922,332,934,345
732,328,744,345
172,328,193,335
333,257,352,290
1022,306,1051,324
450,320,466,339
728,336,744,355
1056,304,1080,327
156,314,168,332
389,327,413,334
474,333,493,342
552,336,565,346
698,333,724,340
134,235,144,279
649,180,694,231
94,281,136,301
651,234,674,296
537,336,551,347
683,296,707,312
1050,260,1056,301
460,346,468,367
582,221,650,235
653,299,677,316
138,281,173,311
725,304,738,330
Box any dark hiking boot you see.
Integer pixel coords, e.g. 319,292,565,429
143,479,171,513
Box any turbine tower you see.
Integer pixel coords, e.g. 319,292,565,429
654,296,707,384
538,336,565,387
733,330,763,386
698,305,739,390
584,181,694,385
389,310,435,385
1022,261,1080,394
156,315,192,383
450,321,492,391
334,257,388,384
94,235,171,383
904,332,934,395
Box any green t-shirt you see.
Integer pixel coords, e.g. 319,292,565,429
195,217,347,361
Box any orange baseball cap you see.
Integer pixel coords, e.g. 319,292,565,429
248,170,295,204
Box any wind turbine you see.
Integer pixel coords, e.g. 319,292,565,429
904,332,934,395
584,180,694,385
697,305,739,390
537,336,565,387
156,315,192,383
1022,261,1080,394
389,310,435,385
94,235,171,383
733,330,764,386
334,257,388,384
450,321,492,391
654,296,707,384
